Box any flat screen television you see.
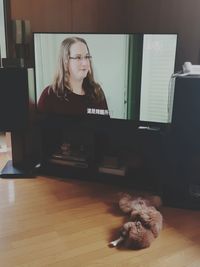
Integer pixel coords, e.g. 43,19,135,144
33,33,177,124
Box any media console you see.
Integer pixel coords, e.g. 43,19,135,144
36,117,164,193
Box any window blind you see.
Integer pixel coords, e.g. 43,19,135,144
140,34,177,123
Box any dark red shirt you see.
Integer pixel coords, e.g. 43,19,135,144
38,86,109,117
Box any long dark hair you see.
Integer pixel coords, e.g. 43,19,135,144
51,36,105,103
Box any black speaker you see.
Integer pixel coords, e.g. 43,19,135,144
0,68,29,131
0,68,38,178
162,76,200,209
172,76,200,147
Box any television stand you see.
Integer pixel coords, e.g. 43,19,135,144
0,160,36,178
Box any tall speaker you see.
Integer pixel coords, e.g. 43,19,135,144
163,76,200,209
0,68,39,178
172,76,200,148
0,68,29,131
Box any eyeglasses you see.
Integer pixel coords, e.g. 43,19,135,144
69,55,92,62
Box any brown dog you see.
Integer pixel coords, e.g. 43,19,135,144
110,193,163,249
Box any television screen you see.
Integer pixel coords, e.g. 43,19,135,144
33,33,177,123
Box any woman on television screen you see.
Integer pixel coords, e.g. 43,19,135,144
38,36,109,117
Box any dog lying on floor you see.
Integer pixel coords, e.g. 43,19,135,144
109,193,163,249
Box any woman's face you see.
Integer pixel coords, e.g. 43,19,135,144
68,41,91,82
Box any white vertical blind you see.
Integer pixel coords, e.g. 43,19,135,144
140,34,177,123
0,0,7,59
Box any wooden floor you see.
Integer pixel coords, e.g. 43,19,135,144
0,151,200,267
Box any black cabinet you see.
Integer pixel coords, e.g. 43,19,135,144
37,117,164,191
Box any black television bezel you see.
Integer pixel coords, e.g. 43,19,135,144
32,31,178,129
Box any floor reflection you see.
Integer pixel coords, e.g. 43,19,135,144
8,180,15,203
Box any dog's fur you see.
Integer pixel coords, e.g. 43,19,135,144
119,193,162,213
120,221,155,249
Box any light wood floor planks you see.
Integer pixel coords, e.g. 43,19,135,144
0,151,200,266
